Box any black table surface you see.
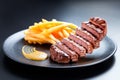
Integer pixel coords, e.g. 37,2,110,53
0,0,120,80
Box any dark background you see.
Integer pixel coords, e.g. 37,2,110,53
0,0,120,80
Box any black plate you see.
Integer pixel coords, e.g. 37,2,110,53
3,30,117,68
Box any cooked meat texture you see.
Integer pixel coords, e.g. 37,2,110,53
61,38,86,57
82,22,103,40
76,28,100,48
50,17,107,64
69,34,93,53
89,17,107,38
56,42,79,62
89,17,106,29
50,45,70,63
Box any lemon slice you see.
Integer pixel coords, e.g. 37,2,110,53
22,45,47,61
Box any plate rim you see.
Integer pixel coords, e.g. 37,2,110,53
3,30,117,68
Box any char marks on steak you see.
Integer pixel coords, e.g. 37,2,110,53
50,17,107,63
89,17,107,39
82,22,103,40
50,45,70,63
76,28,100,48
69,34,93,53
56,42,79,62
61,38,86,57
89,17,106,29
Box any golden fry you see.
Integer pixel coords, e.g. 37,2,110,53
62,29,69,37
24,19,78,44
58,31,65,38
42,19,48,23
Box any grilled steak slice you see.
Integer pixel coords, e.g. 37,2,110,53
69,34,93,53
82,22,103,40
50,45,70,63
76,28,100,48
61,38,86,57
50,17,107,64
56,42,79,62
89,17,107,38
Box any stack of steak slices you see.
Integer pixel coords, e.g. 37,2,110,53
50,17,107,63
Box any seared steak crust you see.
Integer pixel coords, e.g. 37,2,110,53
69,34,93,53
50,45,70,63
61,38,86,57
50,17,107,63
56,42,79,62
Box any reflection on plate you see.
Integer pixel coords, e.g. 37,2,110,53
3,30,117,68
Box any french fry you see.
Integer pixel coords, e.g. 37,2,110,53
58,31,65,38
62,29,69,37
42,19,48,23
24,19,78,44
25,31,55,44
49,34,59,42
47,24,68,33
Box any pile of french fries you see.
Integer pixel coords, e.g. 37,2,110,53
24,19,78,44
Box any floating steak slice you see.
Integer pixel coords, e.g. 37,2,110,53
81,22,103,41
56,42,79,62
69,34,93,53
76,28,100,48
50,45,70,63
89,17,107,39
61,38,86,57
